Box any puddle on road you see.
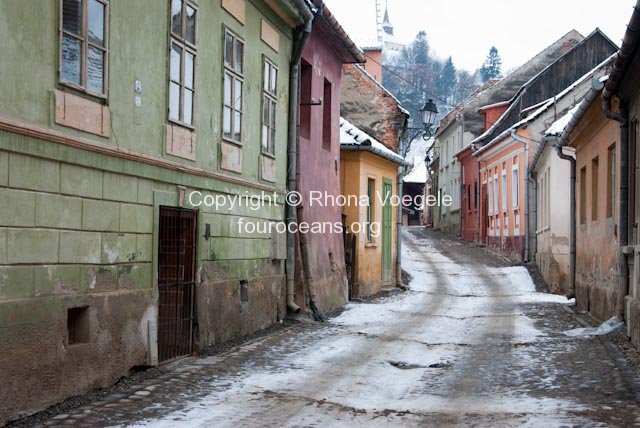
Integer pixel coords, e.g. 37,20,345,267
388,360,453,370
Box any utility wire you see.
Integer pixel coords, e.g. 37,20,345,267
362,52,457,109
314,12,456,110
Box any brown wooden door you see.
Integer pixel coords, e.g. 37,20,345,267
157,207,197,363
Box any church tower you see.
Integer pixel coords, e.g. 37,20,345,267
382,3,394,36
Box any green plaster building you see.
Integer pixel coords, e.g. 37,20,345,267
0,0,309,422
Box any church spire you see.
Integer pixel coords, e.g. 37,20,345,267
382,1,393,35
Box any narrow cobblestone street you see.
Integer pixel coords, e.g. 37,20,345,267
32,228,640,427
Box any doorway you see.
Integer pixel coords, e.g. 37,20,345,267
382,178,393,283
157,207,197,363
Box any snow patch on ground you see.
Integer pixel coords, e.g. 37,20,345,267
128,230,582,427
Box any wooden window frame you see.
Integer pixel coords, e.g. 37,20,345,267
501,170,507,213
511,167,519,209
168,0,198,128
607,143,616,219
592,156,599,222
322,78,332,151
222,28,245,144
261,56,278,156
487,175,493,216
580,166,587,225
474,181,478,210
493,175,499,214
59,0,110,99
367,178,376,243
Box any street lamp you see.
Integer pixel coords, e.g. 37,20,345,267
421,99,438,133
404,99,439,146
399,98,439,159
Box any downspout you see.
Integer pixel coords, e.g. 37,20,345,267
285,6,314,314
460,164,464,238
554,78,605,298
458,116,465,238
553,140,576,297
396,118,410,286
510,130,530,262
528,171,537,262
604,97,629,318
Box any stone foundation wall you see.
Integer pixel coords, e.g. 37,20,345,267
0,147,286,423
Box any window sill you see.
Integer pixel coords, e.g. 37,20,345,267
222,136,243,147
67,342,90,348
59,81,108,101
261,151,276,159
365,243,378,248
168,118,195,131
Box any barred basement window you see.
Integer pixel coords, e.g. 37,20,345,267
60,0,109,97
223,29,244,143
262,58,277,155
168,0,197,126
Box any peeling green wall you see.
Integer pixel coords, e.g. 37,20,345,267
0,0,296,423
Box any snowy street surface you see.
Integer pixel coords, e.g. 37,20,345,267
39,228,640,427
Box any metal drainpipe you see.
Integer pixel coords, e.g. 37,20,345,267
396,167,405,285
604,98,629,318
528,171,537,263
285,11,314,314
553,140,576,297
459,118,465,238
396,123,410,286
510,130,530,261
460,163,464,238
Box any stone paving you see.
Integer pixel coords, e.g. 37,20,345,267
32,228,640,427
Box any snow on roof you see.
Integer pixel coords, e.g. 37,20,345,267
545,104,581,136
472,52,616,148
478,100,510,112
356,37,383,50
339,117,407,165
405,136,434,162
515,53,615,127
403,156,427,183
471,35,614,147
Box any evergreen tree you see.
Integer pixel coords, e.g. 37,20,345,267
480,46,502,82
453,69,479,103
383,31,440,127
437,56,457,103
412,31,430,65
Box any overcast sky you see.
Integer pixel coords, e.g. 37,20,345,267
323,0,635,72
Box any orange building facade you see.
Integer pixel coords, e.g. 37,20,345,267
567,98,621,321
475,130,531,261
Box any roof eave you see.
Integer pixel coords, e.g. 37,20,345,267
603,0,640,102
